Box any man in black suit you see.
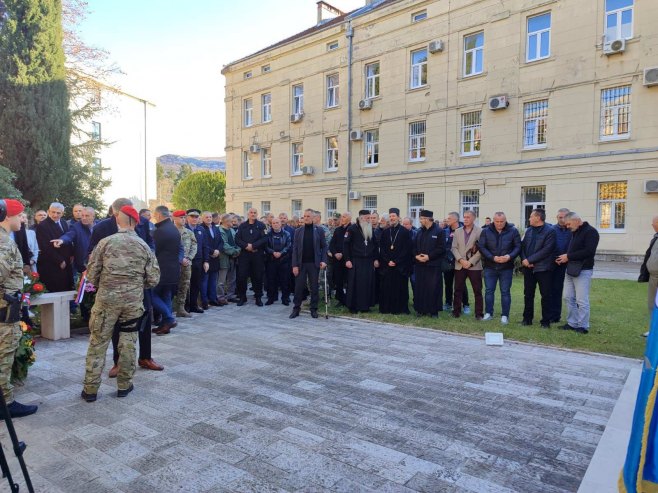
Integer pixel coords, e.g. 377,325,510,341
36,202,74,293
289,209,328,319
235,208,267,306
152,206,182,335
201,211,223,308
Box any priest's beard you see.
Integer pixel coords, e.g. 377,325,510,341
359,219,373,242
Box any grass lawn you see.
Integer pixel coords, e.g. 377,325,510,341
324,277,648,359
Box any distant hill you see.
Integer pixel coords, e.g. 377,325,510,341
157,154,226,172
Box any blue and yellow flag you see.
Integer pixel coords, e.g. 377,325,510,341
620,292,658,492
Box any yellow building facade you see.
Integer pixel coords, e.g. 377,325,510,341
222,0,658,257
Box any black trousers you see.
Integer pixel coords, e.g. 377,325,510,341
266,257,291,301
237,251,265,300
523,269,553,325
188,261,203,310
332,260,347,303
443,268,469,306
294,262,320,310
548,263,567,322
113,289,152,363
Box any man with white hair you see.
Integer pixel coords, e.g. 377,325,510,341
344,210,379,313
36,202,75,292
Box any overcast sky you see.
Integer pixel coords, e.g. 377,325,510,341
79,0,366,158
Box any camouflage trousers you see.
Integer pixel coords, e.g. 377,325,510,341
0,321,21,404
176,264,192,311
83,304,143,394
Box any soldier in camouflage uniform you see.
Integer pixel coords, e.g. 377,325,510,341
81,206,160,401
173,210,197,317
0,199,38,418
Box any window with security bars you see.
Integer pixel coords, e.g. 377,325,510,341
243,99,253,127
363,195,378,213
325,198,337,219
461,112,481,156
408,193,424,227
605,0,633,42
326,137,338,171
410,49,427,89
262,93,272,123
459,190,480,220
523,100,548,148
409,121,426,162
365,130,379,167
598,181,627,231
243,151,253,180
243,202,252,216
292,142,303,175
522,186,546,227
261,148,272,178
327,74,339,108
365,62,380,99
600,86,631,140
261,201,271,216
291,200,302,219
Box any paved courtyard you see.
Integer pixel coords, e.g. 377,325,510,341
1,303,638,492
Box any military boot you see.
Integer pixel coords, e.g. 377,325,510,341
177,305,192,318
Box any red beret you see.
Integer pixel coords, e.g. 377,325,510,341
5,199,24,217
120,205,140,223
172,210,186,218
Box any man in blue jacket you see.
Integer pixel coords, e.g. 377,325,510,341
479,212,521,324
201,211,223,308
265,217,292,305
549,208,571,323
185,209,210,313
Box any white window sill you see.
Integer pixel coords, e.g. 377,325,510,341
363,164,379,169
522,144,547,151
525,55,552,65
291,172,303,177
458,72,487,81
325,105,340,111
600,135,631,143
325,168,338,173
262,175,272,179
408,158,426,164
261,120,272,125
407,85,429,93
460,152,481,158
598,228,626,234
243,177,254,181
364,94,381,101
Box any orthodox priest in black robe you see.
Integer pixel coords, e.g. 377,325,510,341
413,210,446,317
379,208,412,314
344,210,379,313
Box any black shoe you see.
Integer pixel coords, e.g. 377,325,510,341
265,299,275,306
190,307,204,314
201,302,210,310
81,390,97,403
255,298,263,307
208,301,221,307
3,401,38,418
550,319,561,324
540,322,551,329
521,320,532,326
574,327,589,334
560,324,575,331
237,299,247,307
311,309,319,318
289,308,301,319
282,299,290,306
117,384,134,398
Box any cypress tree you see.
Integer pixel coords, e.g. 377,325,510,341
0,0,72,209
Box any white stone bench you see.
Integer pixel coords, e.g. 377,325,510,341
30,291,77,341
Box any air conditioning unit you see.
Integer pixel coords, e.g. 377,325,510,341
603,38,626,55
301,166,315,175
348,191,361,200
350,130,363,141
428,40,444,54
644,180,658,193
249,144,260,153
488,95,509,111
644,67,658,87
359,99,373,110
290,113,304,123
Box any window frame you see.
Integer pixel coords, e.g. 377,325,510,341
526,12,551,63
291,200,303,219
91,121,101,141
521,186,546,228
261,64,271,74
292,84,304,115
326,73,340,108
364,129,379,168
463,32,484,77
261,93,272,123
261,201,271,216
243,98,253,127
459,190,480,222
408,121,427,163
408,192,425,228
460,111,482,157
523,99,549,149
242,150,253,180
243,71,252,80
325,198,338,219
261,148,272,178
327,40,339,52
597,181,627,232
600,85,631,142
363,195,378,214
410,48,428,89
326,136,339,172
412,10,428,23
365,62,380,99
291,142,304,176
605,0,634,42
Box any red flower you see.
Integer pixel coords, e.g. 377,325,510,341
30,272,39,280
33,283,44,293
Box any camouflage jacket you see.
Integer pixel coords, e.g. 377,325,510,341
0,228,23,309
86,229,160,307
180,227,198,261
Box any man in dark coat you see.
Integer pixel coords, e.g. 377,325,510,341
413,210,446,317
152,206,182,335
289,209,328,319
201,211,223,308
185,209,210,313
329,211,351,307
36,202,74,293
265,217,292,305
344,210,379,313
520,208,557,328
235,207,268,306
379,208,412,314
549,208,571,323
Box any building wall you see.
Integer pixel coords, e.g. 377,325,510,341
223,0,658,255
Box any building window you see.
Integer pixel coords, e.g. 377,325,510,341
262,93,272,123
522,186,546,228
460,190,480,221
600,85,631,141
461,111,482,156
91,121,101,141
464,32,484,77
261,64,271,74
327,40,339,51
92,157,102,177
410,48,428,89
261,201,271,215
364,129,379,167
527,13,551,62
243,202,252,216
327,74,340,108
605,0,633,42
326,137,339,172
261,148,272,178
243,98,253,127
243,71,252,80
292,142,304,175
291,199,303,218
365,62,380,99
409,121,426,162
325,198,337,219
598,181,627,231
523,100,548,148
412,10,427,23
363,195,378,213
408,193,425,228
243,151,253,180
293,84,304,115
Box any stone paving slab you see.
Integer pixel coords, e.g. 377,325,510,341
0,302,638,492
